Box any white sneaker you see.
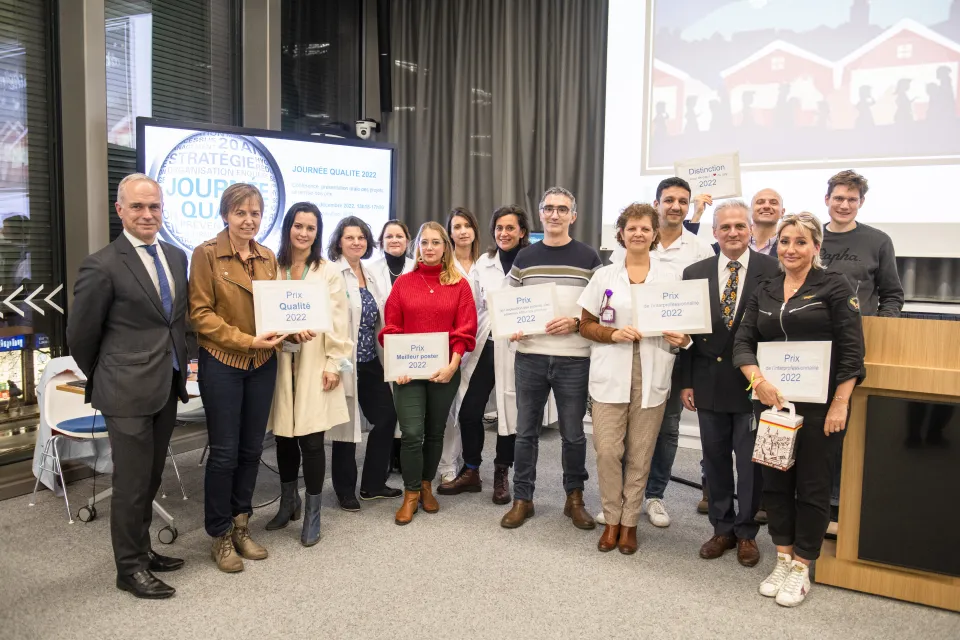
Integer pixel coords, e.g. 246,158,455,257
775,560,811,607
643,498,671,527
595,511,606,525
759,552,793,597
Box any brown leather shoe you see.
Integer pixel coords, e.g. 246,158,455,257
500,499,534,528
737,538,761,567
395,490,420,525
437,467,481,495
419,481,439,513
231,514,268,560
211,526,243,573
699,534,736,559
598,524,620,552
618,525,638,555
697,485,709,514
563,489,596,530
492,464,511,505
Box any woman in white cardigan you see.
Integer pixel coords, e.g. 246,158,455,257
265,203,352,546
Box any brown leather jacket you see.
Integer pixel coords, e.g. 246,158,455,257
188,228,278,364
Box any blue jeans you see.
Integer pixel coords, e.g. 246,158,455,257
199,349,278,537
512,352,590,502
645,361,682,500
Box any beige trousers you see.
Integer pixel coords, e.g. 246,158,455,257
591,343,667,527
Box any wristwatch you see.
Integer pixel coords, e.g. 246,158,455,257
573,317,581,333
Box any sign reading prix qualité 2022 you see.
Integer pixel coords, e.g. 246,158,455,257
149,132,286,252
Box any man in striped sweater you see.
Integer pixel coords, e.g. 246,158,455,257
500,186,602,531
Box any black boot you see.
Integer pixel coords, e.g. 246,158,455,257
266,480,302,530
301,492,322,547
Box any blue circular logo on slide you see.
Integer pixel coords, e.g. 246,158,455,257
150,132,285,252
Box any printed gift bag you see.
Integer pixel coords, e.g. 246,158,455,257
752,402,803,471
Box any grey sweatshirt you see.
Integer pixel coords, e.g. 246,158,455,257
820,222,904,317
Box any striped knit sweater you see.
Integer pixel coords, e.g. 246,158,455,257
509,239,601,357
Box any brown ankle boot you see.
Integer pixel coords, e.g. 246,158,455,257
419,481,439,513
598,523,621,552
618,525,638,555
492,464,511,505
211,525,243,573
395,490,420,525
563,489,596,530
231,514,268,560
500,499,534,528
437,467,481,495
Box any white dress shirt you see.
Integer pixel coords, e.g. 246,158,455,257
123,229,175,302
717,249,750,319
651,228,715,279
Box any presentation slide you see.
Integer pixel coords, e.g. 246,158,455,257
602,0,960,258
138,119,395,257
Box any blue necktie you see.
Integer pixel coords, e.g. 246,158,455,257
143,244,179,371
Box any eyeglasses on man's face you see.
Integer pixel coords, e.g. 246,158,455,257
541,205,571,216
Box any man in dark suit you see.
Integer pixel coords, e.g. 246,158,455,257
67,173,189,599
679,199,780,567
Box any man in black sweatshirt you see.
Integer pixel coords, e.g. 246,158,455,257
819,170,903,318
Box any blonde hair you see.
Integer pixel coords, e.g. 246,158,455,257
777,212,824,270
414,221,462,286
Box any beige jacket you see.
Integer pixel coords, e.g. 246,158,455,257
267,261,353,438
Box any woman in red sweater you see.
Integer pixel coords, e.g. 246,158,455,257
379,221,478,525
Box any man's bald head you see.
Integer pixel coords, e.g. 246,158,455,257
751,188,784,227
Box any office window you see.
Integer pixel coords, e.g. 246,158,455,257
0,0,61,440
105,0,242,241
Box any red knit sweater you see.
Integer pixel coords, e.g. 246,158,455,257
378,263,478,357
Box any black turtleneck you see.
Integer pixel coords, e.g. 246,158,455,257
498,244,522,274
384,252,407,283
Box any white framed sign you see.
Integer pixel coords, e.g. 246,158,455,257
674,151,742,199
487,283,558,339
383,332,449,382
632,279,712,336
253,280,332,335
755,341,832,404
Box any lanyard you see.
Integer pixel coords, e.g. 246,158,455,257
285,265,309,281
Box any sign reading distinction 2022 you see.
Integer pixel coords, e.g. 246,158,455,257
141,121,394,256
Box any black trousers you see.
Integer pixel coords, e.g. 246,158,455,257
698,409,762,540
331,358,398,496
276,431,326,495
104,375,179,575
459,339,515,468
757,403,841,561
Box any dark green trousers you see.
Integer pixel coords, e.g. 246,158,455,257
393,370,461,492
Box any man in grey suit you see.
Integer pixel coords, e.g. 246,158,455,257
67,173,189,599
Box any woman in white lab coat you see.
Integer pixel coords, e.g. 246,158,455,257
365,219,415,295
578,203,691,555
436,205,531,504
326,216,403,511
365,219,414,471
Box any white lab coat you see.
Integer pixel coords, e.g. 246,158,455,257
577,258,678,407
476,252,519,435
333,256,387,442
364,253,414,297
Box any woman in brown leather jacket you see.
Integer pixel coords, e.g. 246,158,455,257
188,183,292,573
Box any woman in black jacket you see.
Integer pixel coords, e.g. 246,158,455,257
733,213,864,608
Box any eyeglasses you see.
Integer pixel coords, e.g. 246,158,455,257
541,205,571,215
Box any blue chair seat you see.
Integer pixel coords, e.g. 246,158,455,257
56,414,108,436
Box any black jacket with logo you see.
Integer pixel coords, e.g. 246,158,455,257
732,267,865,416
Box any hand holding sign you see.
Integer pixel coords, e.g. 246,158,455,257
253,280,332,335
674,152,742,199
383,332,450,382
488,283,558,339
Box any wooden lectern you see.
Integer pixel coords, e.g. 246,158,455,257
816,316,960,612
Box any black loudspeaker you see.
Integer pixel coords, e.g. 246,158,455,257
377,0,393,113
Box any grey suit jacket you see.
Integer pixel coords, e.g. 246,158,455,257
66,233,189,417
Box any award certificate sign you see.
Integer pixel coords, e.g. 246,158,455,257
631,279,712,336
674,151,742,199
383,332,450,382
253,280,332,335
755,341,832,404
487,283,558,339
